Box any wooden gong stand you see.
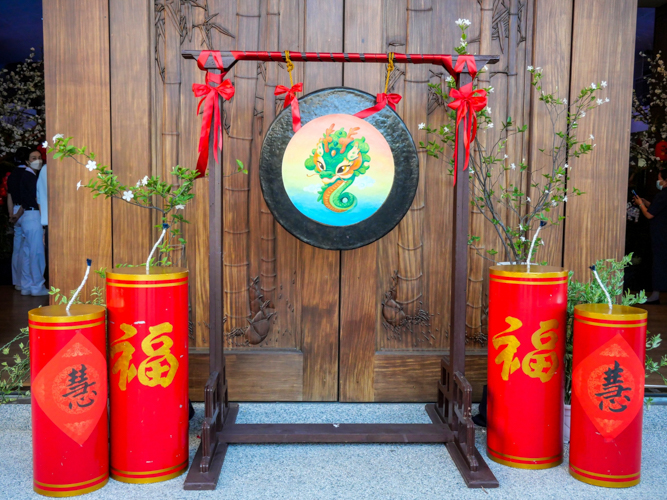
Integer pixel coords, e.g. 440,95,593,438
181,50,500,490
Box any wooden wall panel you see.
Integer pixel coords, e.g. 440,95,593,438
339,0,385,402
527,0,573,267
301,0,343,401
44,0,112,298
109,0,153,266
45,0,639,402
564,0,637,279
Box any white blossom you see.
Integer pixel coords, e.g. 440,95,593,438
486,106,492,115
591,83,597,89
52,133,64,142
605,97,610,103
563,98,567,105
487,123,494,129
42,141,48,148
527,65,534,71
483,65,488,72
175,204,185,210
589,134,595,140
597,98,603,105
544,189,550,194
520,236,526,242
536,67,542,71
446,75,454,83
579,111,586,118
455,18,471,27
551,200,558,207
601,81,607,88
122,190,134,202
489,86,494,93
136,180,141,188
443,126,449,133
510,163,516,170
77,180,83,191
526,197,531,203
141,175,149,186
86,160,97,171
504,154,508,159
418,122,426,130
563,196,568,202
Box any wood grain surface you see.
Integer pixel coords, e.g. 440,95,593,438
44,0,638,402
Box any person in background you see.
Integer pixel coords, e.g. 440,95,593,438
18,150,48,296
634,167,667,304
6,148,28,291
36,160,48,285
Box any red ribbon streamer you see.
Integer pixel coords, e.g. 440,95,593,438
353,93,402,119
275,83,303,132
192,72,235,177
447,82,487,185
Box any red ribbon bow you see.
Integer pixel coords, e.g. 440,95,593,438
354,93,402,119
448,82,487,185
192,72,235,177
275,83,303,132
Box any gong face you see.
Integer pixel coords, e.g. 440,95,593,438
260,87,418,250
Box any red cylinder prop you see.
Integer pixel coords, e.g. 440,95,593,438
29,305,108,497
487,265,568,469
106,267,189,484
569,304,647,488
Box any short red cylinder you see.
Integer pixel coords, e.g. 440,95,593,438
569,304,647,488
106,267,189,484
29,305,108,497
487,265,568,469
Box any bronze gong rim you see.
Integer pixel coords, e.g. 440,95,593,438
259,87,419,250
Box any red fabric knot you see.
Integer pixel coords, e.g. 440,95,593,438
353,93,402,119
447,82,487,185
192,72,235,177
454,54,478,80
275,83,303,132
197,50,224,71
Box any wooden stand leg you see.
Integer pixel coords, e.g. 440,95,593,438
434,356,499,489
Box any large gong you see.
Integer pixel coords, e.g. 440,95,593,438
259,87,419,250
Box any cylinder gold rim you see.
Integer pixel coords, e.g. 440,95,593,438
574,303,647,321
569,466,640,488
33,476,108,497
105,267,188,281
28,305,106,324
489,265,568,278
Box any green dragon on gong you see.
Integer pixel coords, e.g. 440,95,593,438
304,124,371,213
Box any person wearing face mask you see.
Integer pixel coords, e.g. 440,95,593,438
634,167,667,304
17,150,49,296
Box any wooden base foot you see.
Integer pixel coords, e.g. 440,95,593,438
183,404,239,491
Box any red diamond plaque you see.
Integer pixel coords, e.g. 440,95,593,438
572,334,644,441
32,333,107,446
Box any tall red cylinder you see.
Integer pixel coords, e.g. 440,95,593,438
487,265,567,469
29,305,108,497
106,267,189,484
569,304,647,488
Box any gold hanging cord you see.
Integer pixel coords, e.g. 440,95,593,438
384,52,395,94
284,50,294,87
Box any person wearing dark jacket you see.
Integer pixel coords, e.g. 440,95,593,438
17,150,48,296
634,167,667,304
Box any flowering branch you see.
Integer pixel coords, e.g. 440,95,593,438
47,135,198,266
419,20,609,264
